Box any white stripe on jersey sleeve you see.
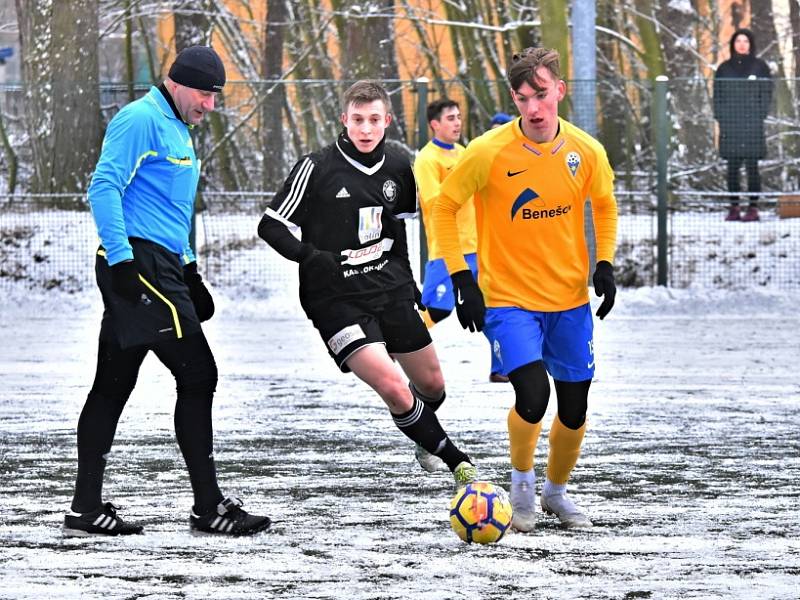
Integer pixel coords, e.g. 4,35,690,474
276,158,314,220
263,207,301,233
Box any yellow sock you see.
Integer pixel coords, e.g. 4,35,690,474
546,415,586,485
420,310,435,329
507,406,542,472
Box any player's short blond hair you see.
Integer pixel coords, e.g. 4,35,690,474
341,80,392,113
507,47,561,93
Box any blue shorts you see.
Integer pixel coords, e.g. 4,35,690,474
421,253,478,312
483,304,595,382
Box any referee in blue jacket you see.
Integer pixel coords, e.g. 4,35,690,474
64,46,270,537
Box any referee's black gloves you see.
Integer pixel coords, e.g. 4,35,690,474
298,244,346,288
110,260,148,304
450,269,485,332
593,261,616,320
183,262,215,322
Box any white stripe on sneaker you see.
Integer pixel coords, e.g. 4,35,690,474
107,518,117,530
225,520,234,533
211,516,222,529
93,515,105,526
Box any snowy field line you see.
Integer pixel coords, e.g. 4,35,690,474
1,288,799,599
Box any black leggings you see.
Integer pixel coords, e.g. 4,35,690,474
71,332,222,513
726,157,761,206
508,360,591,429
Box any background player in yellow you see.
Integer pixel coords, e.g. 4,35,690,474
432,47,618,531
414,99,507,383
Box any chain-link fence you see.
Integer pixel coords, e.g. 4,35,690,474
2,78,800,292
3,190,799,293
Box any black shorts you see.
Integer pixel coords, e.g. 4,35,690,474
307,295,432,372
97,238,201,349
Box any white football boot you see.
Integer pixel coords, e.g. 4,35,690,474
414,444,442,472
510,468,537,532
540,480,593,529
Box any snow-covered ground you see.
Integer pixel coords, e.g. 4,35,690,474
1,286,798,599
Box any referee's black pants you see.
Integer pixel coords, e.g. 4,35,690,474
71,331,223,514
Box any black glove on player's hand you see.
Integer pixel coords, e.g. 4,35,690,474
299,244,346,288
451,269,485,332
414,284,426,312
593,260,616,320
110,260,148,304
183,262,215,322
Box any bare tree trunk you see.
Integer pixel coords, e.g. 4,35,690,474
172,1,242,190
442,1,498,139
0,106,17,194
262,0,287,190
287,0,340,153
790,0,800,99
332,0,407,144
632,0,665,77
539,0,569,77
173,0,213,49
124,0,135,102
751,0,794,117
655,0,715,186
539,0,569,116
510,0,539,56
597,0,632,171
16,0,102,194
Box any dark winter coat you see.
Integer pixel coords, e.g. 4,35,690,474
713,28,773,159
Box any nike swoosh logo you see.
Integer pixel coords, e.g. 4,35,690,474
456,290,464,305
507,169,527,177
587,361,595,369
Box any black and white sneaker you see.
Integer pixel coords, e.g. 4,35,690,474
63,502,144,536
190,497,271,536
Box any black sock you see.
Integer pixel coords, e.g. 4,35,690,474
163,335,224,515
391,397,470,471
71,391,128,513
175,392,223,514
408,382,446,412
71,454,108,513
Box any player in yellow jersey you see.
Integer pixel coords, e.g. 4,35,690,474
414,99,507,387
432,47,618,530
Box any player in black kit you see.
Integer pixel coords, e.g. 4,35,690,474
258,80,477,487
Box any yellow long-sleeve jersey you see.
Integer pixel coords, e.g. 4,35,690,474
414,140,477,258
433,117,618,312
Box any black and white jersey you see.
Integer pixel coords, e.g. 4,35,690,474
265,136,418,306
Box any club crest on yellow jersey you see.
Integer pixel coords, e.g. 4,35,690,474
566,151,580,176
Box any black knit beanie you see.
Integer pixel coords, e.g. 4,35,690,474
168,46,226,92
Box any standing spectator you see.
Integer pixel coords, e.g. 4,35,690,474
64,46,271,537
415,99,507,383
713,28,772,222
